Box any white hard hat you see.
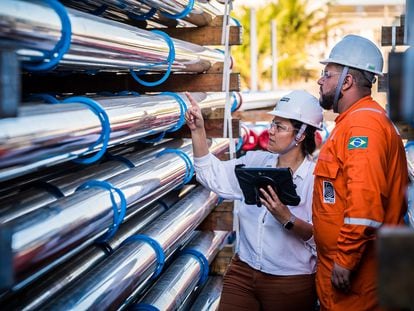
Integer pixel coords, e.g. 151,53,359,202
268,90,323,130
321,34,383,75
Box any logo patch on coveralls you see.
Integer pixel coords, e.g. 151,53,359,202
348,136,368,149
323,181,335,204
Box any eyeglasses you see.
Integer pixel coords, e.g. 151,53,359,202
269,120,295,133
320,70,341,79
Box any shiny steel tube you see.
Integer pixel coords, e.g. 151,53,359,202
0,0,224,72
0,92,235,181
238,90,291,111
136,230,229,310
62,0,226,27
0,139,191,223
0,139,228,289
0,185,195,310
189,276,224,311
41,186,219,310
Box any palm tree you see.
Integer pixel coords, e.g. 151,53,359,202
232,0,337,89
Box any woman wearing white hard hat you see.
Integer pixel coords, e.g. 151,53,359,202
185,90,323,310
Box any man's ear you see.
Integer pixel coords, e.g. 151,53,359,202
342,74,354,91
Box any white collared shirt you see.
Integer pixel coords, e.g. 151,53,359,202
194,150,316,275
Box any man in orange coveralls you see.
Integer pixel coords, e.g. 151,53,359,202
313,34,408,310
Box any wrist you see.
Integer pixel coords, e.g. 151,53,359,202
282,214,296,230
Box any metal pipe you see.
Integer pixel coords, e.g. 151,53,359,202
0,139,229,290
0,0,224,72
41,186,219,310
0,185,195,310
0,139,192,223
0,92,237,181
135,230,229,310
238,90,291,111
189,276,224,311
62,0,227,27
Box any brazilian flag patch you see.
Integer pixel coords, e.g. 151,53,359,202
348,136,368,149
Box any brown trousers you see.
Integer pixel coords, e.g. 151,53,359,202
218,255,317,311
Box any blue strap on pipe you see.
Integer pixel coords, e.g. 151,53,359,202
156,149,194,185
235,136,243,152
21,180,65,199
130,30,175,87
104,153,135,169
26,93,60,104
127,7,157,21
231,17,242,27
61,96,111,164
155,199,169,211
162,92,188,133
122,234,165,278
117,90,140,96
231,92,239,112
130,303,160,311
139,92,186,143
180,248,209,286
138,132,166,144
76,180,127,242
90,5,108,16
23,0,72,72
160,0,195,19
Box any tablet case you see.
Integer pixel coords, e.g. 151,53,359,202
235,164,300,207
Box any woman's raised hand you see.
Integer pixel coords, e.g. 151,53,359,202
185,92,204,131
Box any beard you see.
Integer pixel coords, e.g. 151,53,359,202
319,88,342,110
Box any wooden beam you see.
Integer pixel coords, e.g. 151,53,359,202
22,72,240,94
210,245,234,275
161,24,242,46
381,26,405,46
378,226,414,309
167,118,240,139
198,201,233,231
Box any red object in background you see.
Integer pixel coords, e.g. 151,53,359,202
315,131,323,149
242,128,259,151
258,129,269,150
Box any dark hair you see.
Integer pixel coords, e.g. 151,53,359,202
331,63,373,89
290,119,317,156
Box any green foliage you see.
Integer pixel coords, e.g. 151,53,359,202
232,0,335,89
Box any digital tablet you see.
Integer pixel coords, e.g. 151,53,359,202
235,164,300,207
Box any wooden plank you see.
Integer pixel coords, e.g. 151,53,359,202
381,26,405,46
161,25,242,46
378,226,414,308
167,118,240,139
22,72,241,94
210,245,234,275
198,201,233,231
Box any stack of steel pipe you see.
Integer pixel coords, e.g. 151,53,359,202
38,185,220,310
0,92,239,181
0,185,195,310
0,0,224,72
134,230,229,310
0,139,191,223
62,0,228,27
0,139,229,292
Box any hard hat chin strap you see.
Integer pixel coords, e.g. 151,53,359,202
333,66,349,113
279,124,307,155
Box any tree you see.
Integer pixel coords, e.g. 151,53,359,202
231,0,337,89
